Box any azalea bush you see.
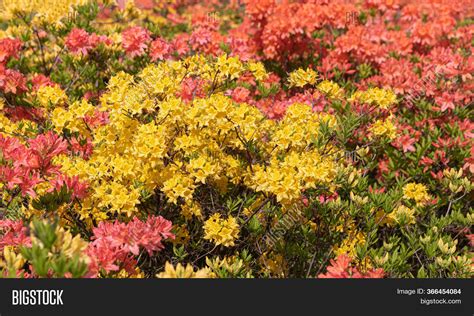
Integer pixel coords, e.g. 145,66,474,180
0,0,472,278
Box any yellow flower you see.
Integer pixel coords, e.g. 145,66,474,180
1,0,83,26
317,80,343,99
437,238,457,255
51,107,74,133
180,201,203,220
247,61,268,81
0,247,25,273
162,174,196,205
387,205,416,226
203,213,240,247
288,68,318,87
37,85,67,108
259,253,287,277
156,262,214,278
215,54,244,80
403,183,431,206
349,87,396,109
205,255,252,278
369,117,397,140
333,230,366,257
171,224,191,246
114,268,144,278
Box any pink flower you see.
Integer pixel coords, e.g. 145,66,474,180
88,33,113,47
28,132,68,162
0,134,24,160
190,27,212,50
31,74,55,90
301,196,309,207
122,26,151,57
69,136,93,159
17,172,42,197
368,186,385,194
463,147,474,174
231,87,251,103
66,28,113,55
149,38,171,61
171,34,190,57
0,67,27,94
65,28,93,55
318,191,339,204
179,77,205,102
0,166,22,189
84,109,109,128
92,216,174,255
87,216,174,274
0,133,73,197
318,254,385,278
318,254,352,278
26,132,68,176
86,239,121,274
392,134,416,153
467,234,474,247
0,38,22,64
49,175,89,199
435,92,455,112
0,219,31,250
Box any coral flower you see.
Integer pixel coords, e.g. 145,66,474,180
122,26,151,57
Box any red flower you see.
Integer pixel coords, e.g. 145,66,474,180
435,91,455,112
84,109,109,128
17,172,42,197
31,74,55,90
0,166,22,190
318,254,385,278
0,67,27,94
28,132,68,162
88,33,113,47
122,26,151,57
171,34,190,57
87,216,174,274
412,22,439,47
179,77,205,102
319,254,351,278
26,132,68,176
49,175,89,199
392,134,416,153
149,38,171,61
65,28,93,55
318,191,339,204
0,219,31,250
65,29,112,55
69,136,93,159
463,147,474,174
230,87,251,103
190,27,213,50
0,38,22,64
368,186,385,194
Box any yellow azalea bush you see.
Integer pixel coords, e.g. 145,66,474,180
49,58,341,226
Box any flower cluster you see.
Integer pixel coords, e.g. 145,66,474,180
87,216,174,276
203,213,240,247
318,255,385,279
